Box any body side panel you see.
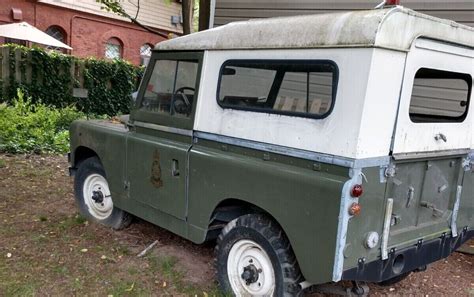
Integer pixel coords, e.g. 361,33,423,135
195,48,407,159
194,48,372,159
70,120,190,238
187,138,349,284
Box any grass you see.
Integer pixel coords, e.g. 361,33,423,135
108,281,150,297
58,214,87,230
0,154,226,296
4,281,37,297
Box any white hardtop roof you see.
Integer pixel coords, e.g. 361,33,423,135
155,7,473,52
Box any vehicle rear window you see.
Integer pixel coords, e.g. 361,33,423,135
409,68,471,123
217,60,338,119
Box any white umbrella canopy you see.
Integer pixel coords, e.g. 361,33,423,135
0,22,72,50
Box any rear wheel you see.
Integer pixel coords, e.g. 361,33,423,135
74,157,132,230
215,214,302,296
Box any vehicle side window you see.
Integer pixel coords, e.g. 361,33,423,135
218,60,338,119
142,59,198,117
409,68,472,123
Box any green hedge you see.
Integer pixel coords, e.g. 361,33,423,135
0,44,143,116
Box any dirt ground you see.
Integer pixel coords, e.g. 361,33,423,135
0,154,472,296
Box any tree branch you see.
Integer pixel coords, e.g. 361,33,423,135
96,0,169,38
134,0,140,20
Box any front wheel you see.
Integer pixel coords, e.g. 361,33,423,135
73,156,132,230
215,214,303,296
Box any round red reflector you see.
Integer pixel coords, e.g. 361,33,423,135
349,203,362,216
351,184,364,197
386,0,400,5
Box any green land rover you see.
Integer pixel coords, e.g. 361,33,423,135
69,6,473,297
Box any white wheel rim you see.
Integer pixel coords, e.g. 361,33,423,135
227,239,275,296
82,174,113,220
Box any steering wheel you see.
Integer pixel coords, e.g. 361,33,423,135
172,87,195,115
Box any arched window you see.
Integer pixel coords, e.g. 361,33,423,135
140,43,152,56
140,43,153,65
45,25,67,52
105,37,123,60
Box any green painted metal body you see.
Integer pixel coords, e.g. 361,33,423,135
70,116,474,283
70,119,349,283
69,50,473,285
343,155,474,271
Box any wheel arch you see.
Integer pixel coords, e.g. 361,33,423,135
206,198,294,249
73,146,100,168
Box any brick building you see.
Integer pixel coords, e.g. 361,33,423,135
0,0,184,65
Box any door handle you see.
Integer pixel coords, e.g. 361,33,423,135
420,201,444,217
406,186,415,208
172,159,180,176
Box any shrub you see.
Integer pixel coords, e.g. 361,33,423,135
0,89,85,154
0,44,143,116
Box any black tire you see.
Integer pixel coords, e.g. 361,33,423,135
215,214,303,297
377,272,410,286
74,156,132,230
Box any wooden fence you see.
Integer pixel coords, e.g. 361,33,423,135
0,47,88,99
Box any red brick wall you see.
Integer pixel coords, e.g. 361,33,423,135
0,0,171,65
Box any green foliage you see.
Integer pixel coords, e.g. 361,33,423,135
0,89,85,154
0,44,142,116
81,58,140,115
96,0,172,17
96,0,128,17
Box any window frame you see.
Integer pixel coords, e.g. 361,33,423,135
140,43,153,66
132,51,204,130
409,67,472,123
45,25,67,52
216,59,339,120
105,37,123,60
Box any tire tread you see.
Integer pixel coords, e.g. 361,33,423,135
215,214,303,296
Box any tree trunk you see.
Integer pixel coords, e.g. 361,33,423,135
198,0,211,31
182,0,194,35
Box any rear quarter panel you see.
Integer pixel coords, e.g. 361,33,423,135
187,139,349,284
343,166,388,270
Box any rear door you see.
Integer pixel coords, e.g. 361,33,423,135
388,39,473,246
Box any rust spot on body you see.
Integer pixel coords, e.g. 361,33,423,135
151,150,163,188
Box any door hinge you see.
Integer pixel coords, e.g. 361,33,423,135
462,156,473,172
380,164,396,183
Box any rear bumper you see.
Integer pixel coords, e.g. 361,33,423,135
342,228,473,282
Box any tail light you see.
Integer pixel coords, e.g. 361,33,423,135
386,0,401,5
351,184,363,198
349,203,362,216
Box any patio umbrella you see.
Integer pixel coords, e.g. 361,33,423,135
0,22,72,50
